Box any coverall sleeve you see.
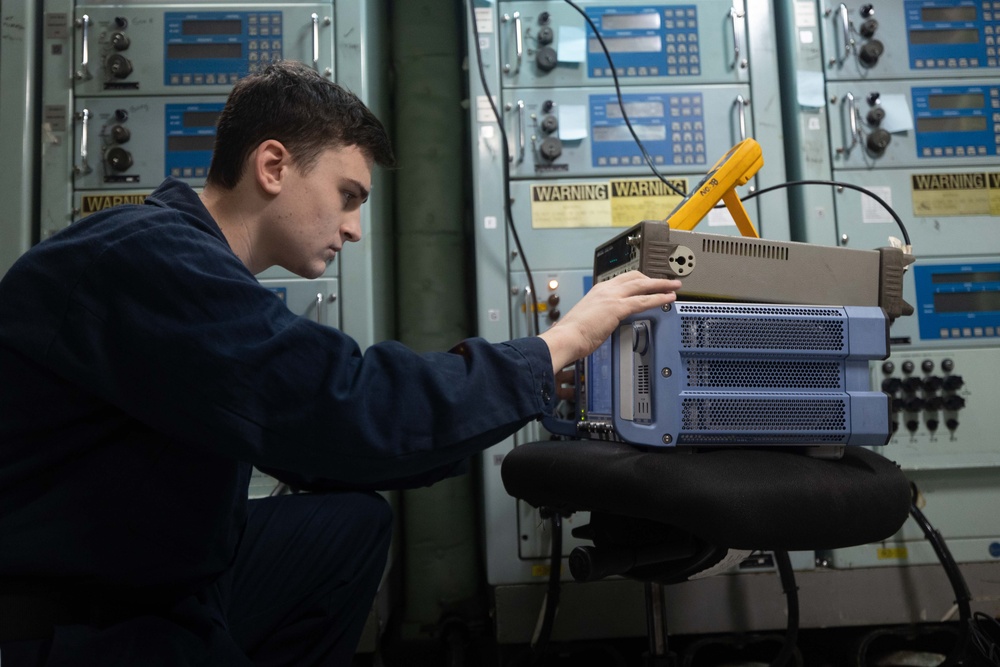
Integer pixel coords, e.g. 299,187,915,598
47,223,558,486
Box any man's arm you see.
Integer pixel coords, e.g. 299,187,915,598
538,271,682,375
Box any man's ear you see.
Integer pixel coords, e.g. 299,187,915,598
253,140,291,196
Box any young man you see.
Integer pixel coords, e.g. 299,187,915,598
0,61,681,665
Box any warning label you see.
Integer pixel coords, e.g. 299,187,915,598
530,178,687,229
79,193,149,217
910,172,1000,217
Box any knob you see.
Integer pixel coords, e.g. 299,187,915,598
942,358,955,372
540,114,559,133
881,377,902,393
547,294,560,307
114,16,128,29
110,124,130,144
926,418,939,431
105,147,133,172
946,418,959,430
902,377,922,393
902,396,925,412
906,419,919,432
859,18,878,38
549,308,561,321
536,46,558,72
539,11,551,24
107,54,133,79
858,40,884,68
110,31,130,51
923,376,943,392
866,128,891,157
860,4,875,18
943,375,965,391
891,420,899,433
867,107,885,126
537,26,554,45
924,395,944,411
902,360,915,373
881,361,895,374
541,100,555,113
921,360,935,373
539,137,562,160
114,109,129,122
944,395,966,411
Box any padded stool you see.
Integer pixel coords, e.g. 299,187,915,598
501,440,912,665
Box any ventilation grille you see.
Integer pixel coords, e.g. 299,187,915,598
685,359,842,389
680,317,846,350
701,237,789,261
678,434,844,444
637,364,650,394
680,398,847,431
676,304,841,317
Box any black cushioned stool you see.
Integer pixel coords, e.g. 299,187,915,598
501,440,912,665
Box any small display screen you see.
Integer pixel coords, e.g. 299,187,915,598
168,135,217,152
916,115,987,132
933,290,1000,313
932,271,1000,284
601,12,662,30
586,338,614,416
920,6,978,22
182,19,242,35
909,28,980,44
593,124,667,142
167,43,242,60
183,111,221,128
595,237,633,276
589,35,662,53
606,101,665,119
929,92,985,109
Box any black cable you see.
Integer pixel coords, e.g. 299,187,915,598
561,0,687,198
909,481,972,665
530,512,563,664
969,611,1000,665
741,179,911,247
467,0,540,334
770,550,800,667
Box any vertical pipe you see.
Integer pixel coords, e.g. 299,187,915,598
392,0,481,633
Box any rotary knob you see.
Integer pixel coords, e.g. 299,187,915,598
105,147,133,172
107,53,133,79
536,46,557,72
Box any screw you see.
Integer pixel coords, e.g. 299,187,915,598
662,434,673,444
662,303,672,312
661,368,672,378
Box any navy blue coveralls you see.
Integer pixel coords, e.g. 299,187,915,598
0,179,557,665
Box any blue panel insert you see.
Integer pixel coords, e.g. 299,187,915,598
164,103,225,179
164,11,283,86
905,0,998,70
914,262,1000,340
589,92,705,167
912,84,1000,158
584,5,700,79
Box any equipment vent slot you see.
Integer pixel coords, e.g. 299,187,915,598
680,317,845,351
685,359,842,389
676,304,841,317
637,364,650,394
681,398,847,431
701,237,789,261
679,434,844,444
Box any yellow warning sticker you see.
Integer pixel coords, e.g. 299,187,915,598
910,172,1000,217
79,193,150,217
876,547,908,560
530,178,689,229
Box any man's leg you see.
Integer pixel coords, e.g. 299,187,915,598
222,491,392,666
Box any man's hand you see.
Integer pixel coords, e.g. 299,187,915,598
538,271,682,375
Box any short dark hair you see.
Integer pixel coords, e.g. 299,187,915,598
206,60,395,189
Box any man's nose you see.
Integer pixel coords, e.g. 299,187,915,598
342,215,362,243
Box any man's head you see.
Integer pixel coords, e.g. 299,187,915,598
206,60,395,190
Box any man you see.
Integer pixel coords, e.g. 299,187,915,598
0,61,681,665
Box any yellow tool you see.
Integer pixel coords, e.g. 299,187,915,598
662,137,763,238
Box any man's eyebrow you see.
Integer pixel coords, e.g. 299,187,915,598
345,178,371,203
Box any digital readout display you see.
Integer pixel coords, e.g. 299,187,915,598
909,28,980,45
589,35,662,54
168,135,217,152
183,111,221,128
921,6,977,22
606,101,665,119
593,124,668,142
916,116,987,132
601,13,662,30
929,92,985,109
167,43,242,60
934,291,1000,313
932,271,1000,284
182,19,242,35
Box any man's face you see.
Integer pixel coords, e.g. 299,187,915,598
267,144,373,279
